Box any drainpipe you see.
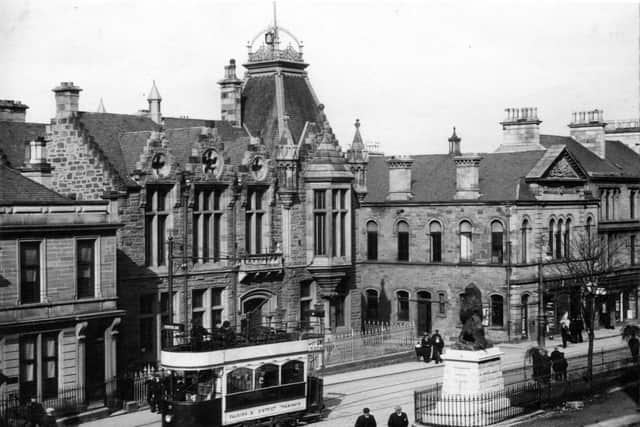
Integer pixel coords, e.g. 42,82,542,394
505,206,512,342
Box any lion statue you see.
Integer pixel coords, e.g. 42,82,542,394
453,283,493,351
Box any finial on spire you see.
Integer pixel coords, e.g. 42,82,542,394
448,126,460,142
147,80,161,101
351,118,364,150
97,97,106,113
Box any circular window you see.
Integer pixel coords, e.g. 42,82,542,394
250,155,268,181
202,149,223,177
151,153,170,177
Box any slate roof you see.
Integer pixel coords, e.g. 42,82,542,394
539,135,620,176
241,74,319,146
364,150,546,203
76,112,159,185
0,164,74,205
603,140,640,177
0,121,46,167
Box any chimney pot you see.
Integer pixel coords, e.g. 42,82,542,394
568,109,606,158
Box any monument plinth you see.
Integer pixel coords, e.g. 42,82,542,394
442,347,504,395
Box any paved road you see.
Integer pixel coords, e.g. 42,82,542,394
81,331,629,426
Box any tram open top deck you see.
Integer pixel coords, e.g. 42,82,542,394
161,338,319,371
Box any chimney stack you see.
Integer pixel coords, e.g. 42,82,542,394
0,100,28,122
20,137,53,188
495,107,544,152
52,82,82,118
454,154,482,199
147,81,162,125
569,109,606,158
386,155,413,201
448,127,461,155
217,59,243,127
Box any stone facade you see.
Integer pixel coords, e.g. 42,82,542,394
0,172,122,402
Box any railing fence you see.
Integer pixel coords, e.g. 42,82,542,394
323,321,415,366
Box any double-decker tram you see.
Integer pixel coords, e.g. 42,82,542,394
158,327,324,427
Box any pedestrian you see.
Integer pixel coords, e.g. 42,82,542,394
541,349,552,384
629,334,640,364
550,347,563,381
430,330,444,364
421,332,432,363
355,407,377,427
387,405,409,427
558,354,568,381
560,313,570,349
575,317,584,343
26,397,45,427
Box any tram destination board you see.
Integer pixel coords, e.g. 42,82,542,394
162,323,184,332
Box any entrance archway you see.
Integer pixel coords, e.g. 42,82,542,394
416,291,432,335
241,290,278,332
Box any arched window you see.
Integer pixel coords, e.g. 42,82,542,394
490,221,504,264
366,289,379,321
255,363,279,389
396,290,409,321
555,219,564,259
459,221,472,262
521,219,529,263
548,219,555,257
429,221,442,262
586,216,593,241
397,221,409,261
281,360,304,384
438,292,446,315
227,367,253,394
520,294,529,337
491,295,504,327
367,221,378,261
564,218,572,258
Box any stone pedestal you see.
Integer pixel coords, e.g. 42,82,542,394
442,347,505,395
419,347,522,426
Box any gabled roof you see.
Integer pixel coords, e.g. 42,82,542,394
0,164,73,205
76,112,159,185
0,121,46,167
526,145,587,180
364,150,546,203
539,135,621,177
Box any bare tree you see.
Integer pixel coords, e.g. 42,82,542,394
548,224,626,382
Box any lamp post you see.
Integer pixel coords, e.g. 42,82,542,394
179,170,192,338
537,260,546,348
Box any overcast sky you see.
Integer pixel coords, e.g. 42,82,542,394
0,0,638,154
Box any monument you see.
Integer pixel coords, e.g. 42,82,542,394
418,284,520,426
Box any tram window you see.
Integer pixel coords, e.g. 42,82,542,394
227,368,253,394
281,360,304,384
255,363,279,389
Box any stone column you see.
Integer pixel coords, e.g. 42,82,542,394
279,193,295,259
75,322,88,402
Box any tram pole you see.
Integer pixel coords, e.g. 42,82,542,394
167,237,174,345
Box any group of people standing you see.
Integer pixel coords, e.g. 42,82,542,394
355,406,409,427
559,313,584,348
531,347,569,383
416,330,445,364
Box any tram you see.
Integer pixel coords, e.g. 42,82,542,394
158,328,324,427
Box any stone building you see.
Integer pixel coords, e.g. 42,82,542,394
0,160,121,404
0,17,363,370
357,107,640,343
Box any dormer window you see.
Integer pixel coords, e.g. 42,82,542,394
151,153,169,177
250,155,267,181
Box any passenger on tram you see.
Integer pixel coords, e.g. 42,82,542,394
221,320,236,346
191,318,210,350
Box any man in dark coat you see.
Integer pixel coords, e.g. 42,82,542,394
629,335,640,364
355,407,377,427
26,398,45,427
387,405,409,427
420,333,432,363
430,330,444,364
550,347,563,381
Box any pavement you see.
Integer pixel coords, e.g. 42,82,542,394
79,328,631,426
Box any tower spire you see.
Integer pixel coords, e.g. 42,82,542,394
272,1,280,49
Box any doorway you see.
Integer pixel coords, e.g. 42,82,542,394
85,323,105,404
416,291,432,335
241,292,277,332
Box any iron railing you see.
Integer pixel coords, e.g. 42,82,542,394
415,351,637,426
323,321,415,366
